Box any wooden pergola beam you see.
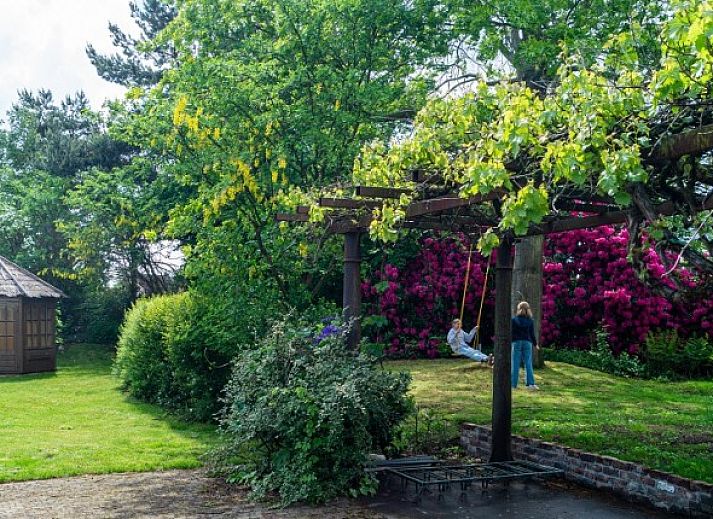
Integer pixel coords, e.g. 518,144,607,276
531,195,713,236
406,190,503,218
319,197,382,210
653,123,713,161
275,212,309,222
555,201,618,214
354,186,412,199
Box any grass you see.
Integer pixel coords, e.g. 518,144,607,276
0,344,217,483
387,359,713,483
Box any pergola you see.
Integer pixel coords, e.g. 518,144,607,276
277,171,713,462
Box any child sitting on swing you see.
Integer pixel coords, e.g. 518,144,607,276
447,319,494,366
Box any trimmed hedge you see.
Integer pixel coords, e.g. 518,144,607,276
115,291,275,420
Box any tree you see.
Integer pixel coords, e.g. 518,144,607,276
0,90,131,273
444,0,662,87
0,90,137,339
111,0,452,307
86,0,177,87
440,0,665,367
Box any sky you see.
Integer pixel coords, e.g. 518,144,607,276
0,0,135,116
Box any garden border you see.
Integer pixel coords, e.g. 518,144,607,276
461,423,713,517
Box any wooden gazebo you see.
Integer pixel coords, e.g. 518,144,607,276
0,255,66,375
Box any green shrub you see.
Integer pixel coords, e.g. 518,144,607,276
642,329,681,376
115,294,181,405
544,328,645,378
162,292,254,421
681,336,713,377
214,317,412,505
392,406,457,457
72,285,133,344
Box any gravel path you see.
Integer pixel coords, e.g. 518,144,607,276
0,469,385,519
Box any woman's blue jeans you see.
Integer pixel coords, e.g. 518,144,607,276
511,340,535,388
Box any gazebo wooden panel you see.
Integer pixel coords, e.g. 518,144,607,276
0,255,66,375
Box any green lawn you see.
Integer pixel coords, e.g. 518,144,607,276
388,359,713,483
0,344,216,483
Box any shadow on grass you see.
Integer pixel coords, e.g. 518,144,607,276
2,342,217,442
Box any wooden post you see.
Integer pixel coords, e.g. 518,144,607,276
343,232,362,350
491,236,514,462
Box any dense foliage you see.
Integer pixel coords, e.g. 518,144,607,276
115,289,334,420
329,0,713,276
362,235,494,358
362,230,713,364
214,318,412,505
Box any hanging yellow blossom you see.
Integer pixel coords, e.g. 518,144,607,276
173,96,188,126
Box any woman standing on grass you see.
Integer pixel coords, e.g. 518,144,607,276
512,301,539,390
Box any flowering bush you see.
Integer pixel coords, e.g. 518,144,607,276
362,236,495,358
214,317,412,505
362,228,713,358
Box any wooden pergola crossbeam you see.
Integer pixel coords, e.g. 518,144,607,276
318,197,382,210
555,201,618,214
354,186,412,198
275,212,309,222
406,190,504,218
531,196,713,236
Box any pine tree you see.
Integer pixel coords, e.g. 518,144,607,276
86,0,177,87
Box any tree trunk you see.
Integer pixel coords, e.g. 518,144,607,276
511,235,545,368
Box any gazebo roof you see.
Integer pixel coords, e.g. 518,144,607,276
0,255,66,299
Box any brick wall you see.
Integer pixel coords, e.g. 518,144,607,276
461,423,713,517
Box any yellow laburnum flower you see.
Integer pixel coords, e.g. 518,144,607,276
186,115,199,133
213,127,221,139
298,243,309,257
271,170,279,183
173,96,188,126
278,157,287,169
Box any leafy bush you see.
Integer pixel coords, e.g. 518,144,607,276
549,329,713,380
642,330,713,378
392,406,458,457
71,285,133,344
115,294,180,405
642,329,680,375
214,317,412,505
114,286,290,421
544,328,645,378
682,336,713,377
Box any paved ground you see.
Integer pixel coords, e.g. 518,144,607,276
0,470,382,519
365,477,686,518
0,469,685,518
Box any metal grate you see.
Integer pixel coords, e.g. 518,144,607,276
376,459,563,503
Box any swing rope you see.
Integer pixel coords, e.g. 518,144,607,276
458,242,474,324
458,240,491,347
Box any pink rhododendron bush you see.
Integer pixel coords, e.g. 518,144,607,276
361,227,713,358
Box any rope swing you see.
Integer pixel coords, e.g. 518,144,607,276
458,241,491,348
